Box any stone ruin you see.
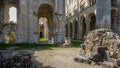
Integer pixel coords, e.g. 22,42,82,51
74,29,120,68
0,47,36,68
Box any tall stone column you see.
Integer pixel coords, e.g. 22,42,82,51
78,20,82,39
72,22,75,38
118,0,120,35
33,15,39,43
67,22,71,37
16,0,29,43
86,19,90,33
54,0,65,43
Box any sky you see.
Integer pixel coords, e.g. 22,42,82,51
9,7,17,23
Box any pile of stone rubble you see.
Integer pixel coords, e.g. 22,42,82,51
0,47,35,68
74,29,120,68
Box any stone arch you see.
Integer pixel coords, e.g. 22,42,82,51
3,23,16,44
38,3,54,42
88,13,96,31
81,15,86,38
111,9,119,32
4,1,19,23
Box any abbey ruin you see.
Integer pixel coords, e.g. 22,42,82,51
0,0,120,44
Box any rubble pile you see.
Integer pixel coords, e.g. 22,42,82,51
0,47,35,68
75,29,120,68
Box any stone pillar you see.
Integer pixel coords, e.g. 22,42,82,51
67,22,71,37
78,20,83,39
86,19,90,33
72,22,75,38
4,4,9,23
118,0,120,35
28,0,35,43
16,0,29,43
53,0,65,43
33,15,39,43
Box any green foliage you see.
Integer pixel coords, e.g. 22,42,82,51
71,40,84,47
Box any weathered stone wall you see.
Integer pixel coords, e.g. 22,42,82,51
96,0,111,28
0,0,66,44
65,0,120,40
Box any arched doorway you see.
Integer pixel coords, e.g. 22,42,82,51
89,13,96,31
81,16,86,38
5,32,16,44
111,9,119,32
39,17,49,39
38,4,53,42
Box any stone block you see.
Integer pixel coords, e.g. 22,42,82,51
64,37,71,45
74,55,91,64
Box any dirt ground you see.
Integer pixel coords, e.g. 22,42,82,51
30,48,102,68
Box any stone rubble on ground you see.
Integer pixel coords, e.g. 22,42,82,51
63,37,72,47
0,47,36,68
74,29,120,68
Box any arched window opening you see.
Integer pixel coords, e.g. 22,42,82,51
89,13,96,31
9,7,17,23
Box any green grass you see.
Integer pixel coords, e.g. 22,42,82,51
39,38,48,42
71,40,84,47
0,40,84,50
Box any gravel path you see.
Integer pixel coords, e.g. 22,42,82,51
30,48,102,68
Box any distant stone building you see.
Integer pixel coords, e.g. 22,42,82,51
0,0,65,44
65,0,120,40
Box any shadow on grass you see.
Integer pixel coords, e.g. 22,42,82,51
0,43,58,51
0,43,56,68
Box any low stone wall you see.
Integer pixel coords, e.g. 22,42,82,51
0,47,35,68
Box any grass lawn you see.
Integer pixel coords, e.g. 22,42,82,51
39,38,48,42
0,40,84,50
71,40,84,47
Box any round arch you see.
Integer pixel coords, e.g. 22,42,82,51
88,13,96,31
4,2,19,23
38,4,54,42
3,25,16,44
